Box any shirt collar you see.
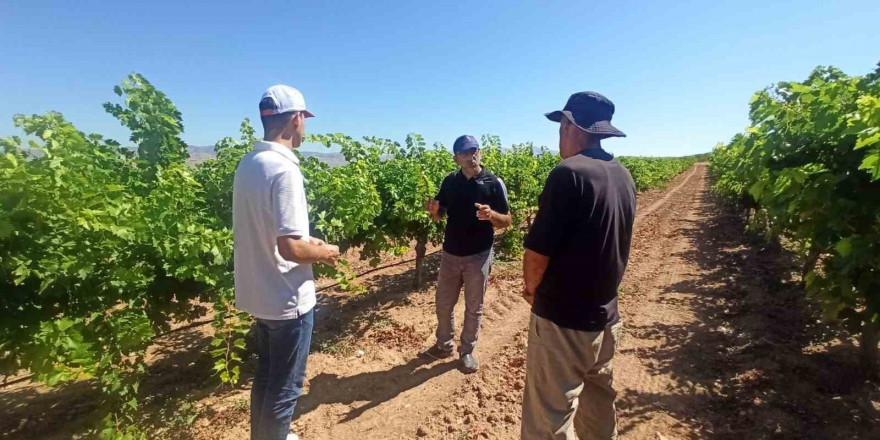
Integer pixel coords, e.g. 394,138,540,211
254,140,300,165
580,147,614,161
457,167,486,181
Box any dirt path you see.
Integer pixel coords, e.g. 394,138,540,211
282,163,874,440
286,166,709,440
199,163,718,440
5,164,876,440
405,164,713,440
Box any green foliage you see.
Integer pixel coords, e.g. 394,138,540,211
709,63,880,369
618,156,695,191
369,135,452,258
103,73,189,180
0,72,696,437
481,137,558,259
0,75,232,439
194,119,258,228
303,133,384,247
209,289,250,385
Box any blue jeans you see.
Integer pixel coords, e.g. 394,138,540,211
251,309,314,440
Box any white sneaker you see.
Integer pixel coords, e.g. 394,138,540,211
287,434,300,440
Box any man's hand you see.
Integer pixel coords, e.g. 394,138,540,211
425,198,441,220
522,286,535,305
475,203,494,222
311,237,338,266
476,203,512,229
318,243,340,267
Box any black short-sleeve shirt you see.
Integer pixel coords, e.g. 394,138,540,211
524,148,637,331
435,168,510,257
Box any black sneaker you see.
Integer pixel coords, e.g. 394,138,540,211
460,353,478,374
419,345,453,360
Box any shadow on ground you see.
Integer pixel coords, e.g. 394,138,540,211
0,253,445,440
617,190,879,440
296,356,457,422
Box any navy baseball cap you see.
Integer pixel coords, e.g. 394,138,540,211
545,91,625,138
452,135,480,154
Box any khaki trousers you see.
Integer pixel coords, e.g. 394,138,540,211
434,249,493,355
521,313,622,440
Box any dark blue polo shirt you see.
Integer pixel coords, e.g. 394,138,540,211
435,168,510,257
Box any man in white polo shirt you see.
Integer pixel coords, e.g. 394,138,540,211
233,84,340,440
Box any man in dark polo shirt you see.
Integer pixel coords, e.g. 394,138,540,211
520,92,636,440
420,135,511,373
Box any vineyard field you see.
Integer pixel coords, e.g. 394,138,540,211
0,74,698,439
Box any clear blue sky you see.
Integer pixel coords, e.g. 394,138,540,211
1,1,878,156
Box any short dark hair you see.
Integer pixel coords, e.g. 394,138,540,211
562,116,609,143
259,97,296,138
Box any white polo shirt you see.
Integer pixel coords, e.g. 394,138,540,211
233,141,316,320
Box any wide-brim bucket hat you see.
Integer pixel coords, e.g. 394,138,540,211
545,91,625,137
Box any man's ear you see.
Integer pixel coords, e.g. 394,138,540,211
291,112,303,129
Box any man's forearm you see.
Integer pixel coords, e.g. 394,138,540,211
489,212,512,229
523,248,550,295
277,236,329,264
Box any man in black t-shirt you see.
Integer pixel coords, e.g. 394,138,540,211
520,92,636,440
420,135,511,373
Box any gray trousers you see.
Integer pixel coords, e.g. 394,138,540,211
434,249,493,355
521,313,622,440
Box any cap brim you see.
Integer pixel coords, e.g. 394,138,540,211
544,110,564,122
454,147,479,154
545,110,625,138
260,109,316,118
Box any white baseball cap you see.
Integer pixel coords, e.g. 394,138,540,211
259,85,315,118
